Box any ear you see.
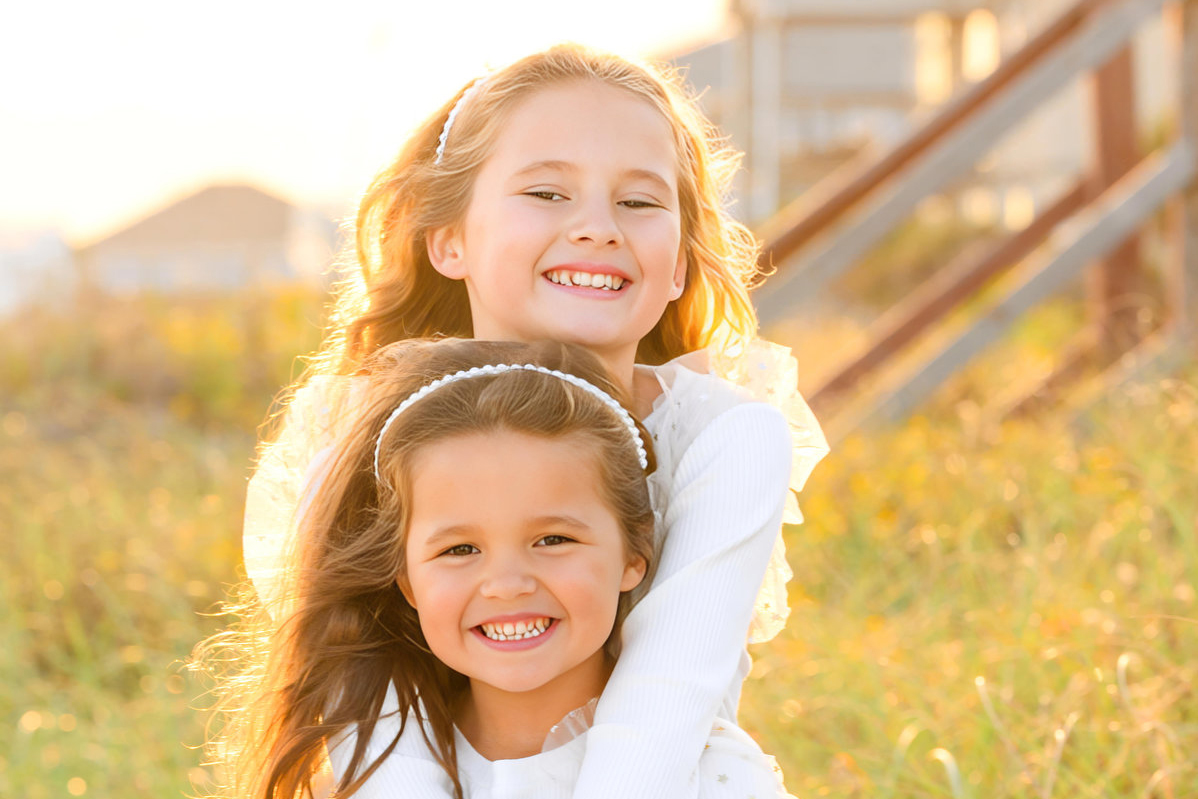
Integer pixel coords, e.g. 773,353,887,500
427,226,467,280
669,248,687,301
620,556,648,592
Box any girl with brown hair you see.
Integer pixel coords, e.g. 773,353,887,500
211,338,790,798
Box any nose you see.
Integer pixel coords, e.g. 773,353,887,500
479,551,537,600
568,196,623,247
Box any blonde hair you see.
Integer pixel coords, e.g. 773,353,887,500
200,338,656,799
317,42,760,376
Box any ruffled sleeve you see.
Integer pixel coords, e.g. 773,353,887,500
709,338,829,643
697,718,796,799
242,374,361,611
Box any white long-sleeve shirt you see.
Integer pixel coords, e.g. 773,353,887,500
243,341,828,798
328,689,794,799
577,366,795,796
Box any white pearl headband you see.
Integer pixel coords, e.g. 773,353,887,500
434,77,487,165
372,363,649,480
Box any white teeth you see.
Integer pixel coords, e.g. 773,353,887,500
480,618,552,642
546,270,625,290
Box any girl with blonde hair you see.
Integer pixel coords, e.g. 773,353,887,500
242,43,827,798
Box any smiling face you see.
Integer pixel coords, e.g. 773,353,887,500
428,79,686,371
402,430,647,701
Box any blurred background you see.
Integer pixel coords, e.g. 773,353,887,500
3,0,1195,796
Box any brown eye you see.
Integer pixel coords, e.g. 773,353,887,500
442,544,479,557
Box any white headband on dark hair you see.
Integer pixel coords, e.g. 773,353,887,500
434,77,487,165
372,363,649,480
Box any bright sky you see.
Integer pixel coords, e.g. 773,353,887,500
0,0,727,244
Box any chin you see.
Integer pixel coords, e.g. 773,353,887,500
476,672,556,695
549,325,637,353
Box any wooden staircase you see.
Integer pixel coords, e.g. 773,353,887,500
752,0,1198,435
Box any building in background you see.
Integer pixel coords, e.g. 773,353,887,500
72,184,337,297
670,0,1171,226
0,230,73,316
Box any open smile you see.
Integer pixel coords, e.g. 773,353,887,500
543,268,628,291
478,616,554,641
472,616,559,649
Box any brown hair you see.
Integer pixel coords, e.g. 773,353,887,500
314,42,760,379
200,338,656,799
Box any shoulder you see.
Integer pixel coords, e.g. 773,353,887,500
711,338,830,492
646,356,791,465
257,373,368,465
647,351,782,428
294,373,370,435
374,687,447,761
327,687,455,791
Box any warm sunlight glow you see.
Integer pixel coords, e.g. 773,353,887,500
2,0,726,244
962,9,1001,82
1003,186,1037,230
961,186,999,227
914,13,953,106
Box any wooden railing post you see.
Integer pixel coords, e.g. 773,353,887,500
1087,45,1145,360
1171,0,1198,336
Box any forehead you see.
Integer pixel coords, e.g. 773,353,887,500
407,430,614,525
483,80,679,187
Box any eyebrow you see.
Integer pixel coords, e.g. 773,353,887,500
416,514,594,548
514,160,674,193
530,514,593,532
418,525,475,549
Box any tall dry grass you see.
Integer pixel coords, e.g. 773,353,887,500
1,289,322,797
742,373,1198,797
1,287,1193,797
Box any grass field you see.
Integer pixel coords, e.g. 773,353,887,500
2,290,1194,797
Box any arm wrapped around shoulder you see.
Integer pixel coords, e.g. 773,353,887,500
575,402,794,799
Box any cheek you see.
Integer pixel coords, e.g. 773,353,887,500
561,556,629,618
483,201,549,241
632,218,682,265
407,568,462,628
408,572,473,669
